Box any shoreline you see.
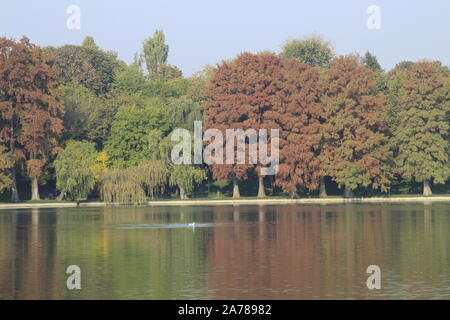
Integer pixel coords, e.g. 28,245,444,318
0,196,450,210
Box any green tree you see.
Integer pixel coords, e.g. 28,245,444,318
81,36,99,50
393,62,450,195
100,168,147,204
61,83,100,141
362,51,382,72
54,141,97,200
105,104,170,168
142,30,169,77
139,160,170,199
111,63,149,96
167,96,202,129
169,165,206,199
280,36,335,68
156,64,183,81
45,40,123,95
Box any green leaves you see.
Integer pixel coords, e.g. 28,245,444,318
142,30,169,77
393,62,450,185
105,103,171,168
280,36,335,68
54,140,97,200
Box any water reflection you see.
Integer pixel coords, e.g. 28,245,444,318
0,203,449,300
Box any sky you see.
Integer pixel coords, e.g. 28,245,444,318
1,0,450,76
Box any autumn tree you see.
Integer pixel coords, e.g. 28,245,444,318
0,37,64,201
392,61,450,195
266,58,323,197
204,53,284,198
319,55,391,197
280,36,335,196
0,145,13,193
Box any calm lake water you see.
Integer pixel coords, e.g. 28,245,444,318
0,203,449,300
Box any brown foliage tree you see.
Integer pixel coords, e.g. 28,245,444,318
0,37,64,201
204,53,284,198
266,58,323,197
319,56,391,197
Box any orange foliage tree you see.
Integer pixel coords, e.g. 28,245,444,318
0,37,64,201
266,58,323,197
319,56,391,197
204,53,285,198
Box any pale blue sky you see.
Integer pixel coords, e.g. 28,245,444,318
1,0,450,76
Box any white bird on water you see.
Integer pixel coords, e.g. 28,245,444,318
188,222,196,227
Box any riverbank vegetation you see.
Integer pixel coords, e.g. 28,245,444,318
0,32,449,203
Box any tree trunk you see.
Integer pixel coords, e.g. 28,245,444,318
10,165,19,202
56,192,65,201
257,175,266,198
423,180,432,196
179,185,188,199
344,186,354,198
9,119,19,202
289,190,299,199
31,177,40,201
232,177,240,199
319,176,327,198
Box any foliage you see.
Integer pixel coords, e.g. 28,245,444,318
0,36,64,200
169,165,206,199
362,51,382,72
155,64,183,81
105,104,170,168
142,30,169,77
270,58,323,194
319,55,392,192
392,62,450,185
0,145,12,192
111,63,149,96
45,40,123,95
167,96,202,129
61,83,100,141
54,141,97,199
139,160,170,199
280,36,335,68
91,151,110,179
100,168,147,204
204,52,283,184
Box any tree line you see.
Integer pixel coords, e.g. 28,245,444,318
0,32,449,202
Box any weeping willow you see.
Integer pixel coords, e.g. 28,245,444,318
169,165,206,199
100,168,147,204
138,160,170,199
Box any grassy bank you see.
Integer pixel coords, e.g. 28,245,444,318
0,194,449,210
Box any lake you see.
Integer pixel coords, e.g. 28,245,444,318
0,202,449,300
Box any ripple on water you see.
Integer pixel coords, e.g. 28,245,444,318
111,223,224,230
